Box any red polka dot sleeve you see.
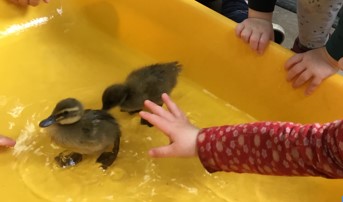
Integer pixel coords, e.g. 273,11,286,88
196,120,343,178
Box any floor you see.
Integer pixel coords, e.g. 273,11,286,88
273,6,298,49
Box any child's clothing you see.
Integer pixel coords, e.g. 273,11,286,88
221,0,248,23
248,0,343,60
197,0,248,23
326,16,343,60
297,0,343,49
197,120,343,178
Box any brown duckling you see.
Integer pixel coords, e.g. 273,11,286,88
101,61,182,126
39,98,121,169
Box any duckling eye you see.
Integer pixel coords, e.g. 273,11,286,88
62,111,69,116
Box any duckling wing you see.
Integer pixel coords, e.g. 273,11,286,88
84,109,116,123
79,110,120,149
125,62,181,103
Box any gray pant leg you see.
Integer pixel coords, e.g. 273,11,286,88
297,0,343,48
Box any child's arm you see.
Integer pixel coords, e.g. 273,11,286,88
284,18,343,96
198,121,343,178
235,0,276,54
140,93,343,178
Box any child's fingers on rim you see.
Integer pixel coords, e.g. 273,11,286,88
286,63,306,82
235,23,245,37
305,77,322,96
258,33,269,54
240,28,252,43
292,70,312,88
285,54,303,70
249,32,262,52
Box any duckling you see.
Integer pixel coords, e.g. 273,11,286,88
102,61,182,126
39,98,121,169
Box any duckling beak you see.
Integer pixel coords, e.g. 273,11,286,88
39,115,57,128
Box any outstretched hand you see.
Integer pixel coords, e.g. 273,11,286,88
0,135,16,148
139,93,200,158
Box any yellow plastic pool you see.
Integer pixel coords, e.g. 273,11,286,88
1,0,342,201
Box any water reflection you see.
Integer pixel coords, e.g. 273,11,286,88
0,17,50,37
0,0,63,38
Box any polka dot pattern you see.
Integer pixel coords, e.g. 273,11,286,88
196,120,343,178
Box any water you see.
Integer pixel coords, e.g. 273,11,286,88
0,7,255,199
11,75,256,201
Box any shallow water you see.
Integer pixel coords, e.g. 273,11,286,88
0,9,256,200
11,76,256,201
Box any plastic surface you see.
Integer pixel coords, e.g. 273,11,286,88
0,0,342,201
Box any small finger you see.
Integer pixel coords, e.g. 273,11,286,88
240,28,252,43
292,70,312,88
305,77,322,96
149,145,175,158
257,32,270,54
139,111,173,136
0,136,16,147
17,0,28,6
8,0,17,4
143,100,174,121
285,54,304,70
28,0,39,6
286,63,306,81
249,32,262,52
235,23,245,37
161,93,184,118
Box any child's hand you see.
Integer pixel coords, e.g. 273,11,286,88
0,135,16,147
285,47,339,96
235,9,274,54
139,93,200,158
8,0,50,7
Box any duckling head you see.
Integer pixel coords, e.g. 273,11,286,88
39,98,84,128
102,84,128,111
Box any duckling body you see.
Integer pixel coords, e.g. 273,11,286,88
39,98,120,169
102,61,181,117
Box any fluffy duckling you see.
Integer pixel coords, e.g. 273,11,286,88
39,98,121,169
102,61,181,126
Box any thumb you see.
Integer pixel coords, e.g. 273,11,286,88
148,145,175,158
0,135,16,147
